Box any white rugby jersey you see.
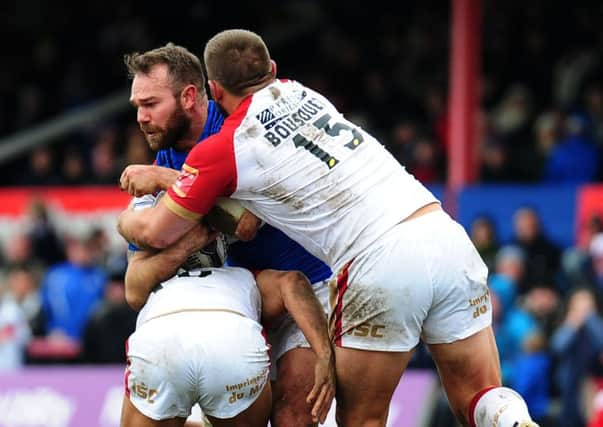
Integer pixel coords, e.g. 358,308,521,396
165,79,438,272
136,267,262,327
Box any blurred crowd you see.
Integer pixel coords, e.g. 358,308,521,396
2,1,603,426
2,1,603,185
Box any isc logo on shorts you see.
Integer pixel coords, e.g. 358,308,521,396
131,381,159,403
345,323,385,338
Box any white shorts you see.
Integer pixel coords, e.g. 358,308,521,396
125,311,270,420
330,209,491,351
266,280,329,380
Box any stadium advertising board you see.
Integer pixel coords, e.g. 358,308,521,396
0,367,436,427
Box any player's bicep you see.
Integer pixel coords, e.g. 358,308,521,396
255,269,287,324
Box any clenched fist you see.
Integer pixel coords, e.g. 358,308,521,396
120,164,180,196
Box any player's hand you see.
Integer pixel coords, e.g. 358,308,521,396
174,223,218,255
120,165,179,197
235,210,262,241
306,350,336,424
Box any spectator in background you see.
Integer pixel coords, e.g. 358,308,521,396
561,216,603,293
89,127,122,185
82,269,135,364
18,146,61,186
0,281,31,371
533,110,562,158
408,137,440,183
583,84,603,147
25,199,64,267
39,229,106,342
551,287,603,427
3,264,43,335
490,84,538,181
492,245,527,293
587,233,603,292
60,147,89,185
544,113,599,183
480,138,512,182
386,118,418,167
489,272,537,385
3,233,35,267
512,207,561,292
470,215,500,271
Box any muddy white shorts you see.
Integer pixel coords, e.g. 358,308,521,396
330,209,491,351
266,279,329,379
125,310,270,420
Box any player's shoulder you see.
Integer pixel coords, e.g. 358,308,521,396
187,129,234,163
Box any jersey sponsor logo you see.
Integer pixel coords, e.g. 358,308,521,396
262,97,325,146
256,109,275,125
469,290,490,319
172,164,198,197
225,373,266,403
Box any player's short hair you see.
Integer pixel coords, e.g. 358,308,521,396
204,29,273,96
124,43,206,97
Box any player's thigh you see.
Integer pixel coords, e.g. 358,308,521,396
273,346,316,395
271,347,316,412
428,326,501,419
120,394,187,427
334,346,414,423
206,380,272,427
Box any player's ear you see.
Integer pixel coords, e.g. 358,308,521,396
270,60,277,78
209,80,223,101
180,84,196,110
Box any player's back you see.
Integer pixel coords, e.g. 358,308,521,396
136,267,261,327
227,223,331,284
230,80,438,271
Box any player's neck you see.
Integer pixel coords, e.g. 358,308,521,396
221,94,246,115
175,106,206,151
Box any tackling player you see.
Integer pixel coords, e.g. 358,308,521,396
120,193,335,427
118,31,539,427
119,43,334,426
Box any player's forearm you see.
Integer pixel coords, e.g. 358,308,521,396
125,247,189,310
117,208,176,250
280,272,332,358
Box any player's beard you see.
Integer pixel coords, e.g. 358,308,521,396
142,104,191,152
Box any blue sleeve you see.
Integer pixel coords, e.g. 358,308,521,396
584,314,603,351
550,324,578,354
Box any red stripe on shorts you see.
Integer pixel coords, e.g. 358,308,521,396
124,338,131,397
334,260,352,347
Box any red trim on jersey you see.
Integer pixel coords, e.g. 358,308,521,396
124,338,131,397
468,386,498,427
261,327,272,361
334,260,353,347
166,97,252,217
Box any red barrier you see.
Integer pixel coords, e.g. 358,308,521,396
0,187,131,217
576,184,603,248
